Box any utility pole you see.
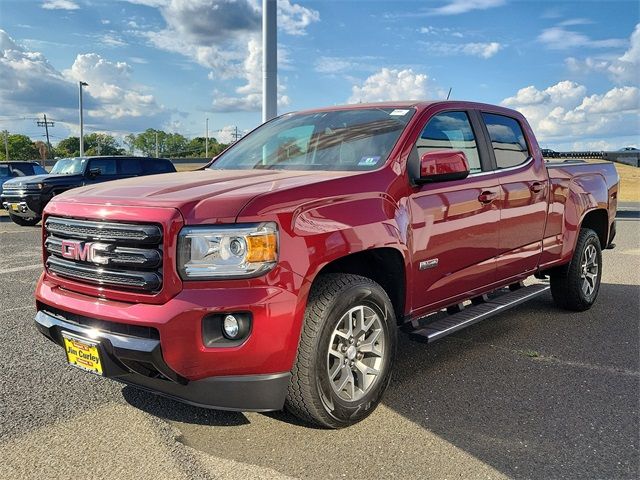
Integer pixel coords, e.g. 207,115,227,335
2,130,8,161
79,81,89,156
155,131,159,158
37,114,54,168
262,0,277,123
205,118,209,158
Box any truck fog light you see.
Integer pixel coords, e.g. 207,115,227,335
202,312,252,347
223,315,240,339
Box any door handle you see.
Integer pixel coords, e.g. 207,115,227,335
530,182,545,193
478,191,498,204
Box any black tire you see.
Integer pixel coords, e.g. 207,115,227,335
8,213,41,226
286,273,397,428
550,228,602,311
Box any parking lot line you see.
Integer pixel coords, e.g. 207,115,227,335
0,264,43,274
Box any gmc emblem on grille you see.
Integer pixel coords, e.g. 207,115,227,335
60,240,109,265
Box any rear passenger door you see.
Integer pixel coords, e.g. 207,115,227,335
408,110,500,313
480,112,548,280
118,158,143,178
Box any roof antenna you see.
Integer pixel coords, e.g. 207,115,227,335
446,87,452,100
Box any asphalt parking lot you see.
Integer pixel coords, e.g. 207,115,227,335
0,217,638,479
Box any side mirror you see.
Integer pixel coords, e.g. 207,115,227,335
418,150,470,183
87,167,101,178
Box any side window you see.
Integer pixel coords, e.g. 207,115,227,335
119,158,143,175
416,111,482,173
0,165,9,176
482,113,529,169
143,159,175,173
88,158,117,175
12,163,35,176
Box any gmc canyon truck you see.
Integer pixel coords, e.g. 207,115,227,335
34,101,618,428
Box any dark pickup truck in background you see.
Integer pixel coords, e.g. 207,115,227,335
33,101,618,428
1,156,175,226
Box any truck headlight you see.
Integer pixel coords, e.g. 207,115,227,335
177,223,278,279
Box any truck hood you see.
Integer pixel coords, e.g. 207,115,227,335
51,169,360,223
2,173,82,189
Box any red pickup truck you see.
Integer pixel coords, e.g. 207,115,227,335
35,101,618,428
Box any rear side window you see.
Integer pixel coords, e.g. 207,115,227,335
88,158,117,175
482,113,529,169
119,158,143,175
143,159,175,173
416,111,482,173
12,163,35,176
0,165,9,176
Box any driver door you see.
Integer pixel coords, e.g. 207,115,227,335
408,110,500,315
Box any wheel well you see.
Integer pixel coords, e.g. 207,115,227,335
317,248,406,323
581,209,609,247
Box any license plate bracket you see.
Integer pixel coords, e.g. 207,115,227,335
62,332,104,376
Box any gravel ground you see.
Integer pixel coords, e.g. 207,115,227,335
0,216,638,479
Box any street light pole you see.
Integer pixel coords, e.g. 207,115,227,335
205,118,209,158
262,0,277,123
78,81,88,157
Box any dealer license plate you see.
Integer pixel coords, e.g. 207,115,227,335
62,333,103,375
10,203,20,212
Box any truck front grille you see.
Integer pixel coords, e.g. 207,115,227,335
44,217,163,293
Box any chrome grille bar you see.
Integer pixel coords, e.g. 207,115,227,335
45,217,162,244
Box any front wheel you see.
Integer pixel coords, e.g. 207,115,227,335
286,273,397,428
8,213,41,226
550,228,602,311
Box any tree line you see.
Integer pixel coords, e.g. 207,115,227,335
1,129,230,161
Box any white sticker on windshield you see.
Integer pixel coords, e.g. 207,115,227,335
389,109,410,116
358,156,381,166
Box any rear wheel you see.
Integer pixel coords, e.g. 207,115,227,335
8,213,41,226
550,228,602,311
286,273,397,428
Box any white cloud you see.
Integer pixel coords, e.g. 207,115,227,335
0,29,168,134
422,41,502,58
429,0,506,16
348,68,433,103
314,55,380,74
501,80,640,146
538,26,626,50
566,23,640,84
278,0,320,35
215,125,246,143
211,38,289,112
42,0,79,10
136,0,319,109
64,53,165,120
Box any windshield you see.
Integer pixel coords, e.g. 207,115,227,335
210,107,415,171
50,157,86,175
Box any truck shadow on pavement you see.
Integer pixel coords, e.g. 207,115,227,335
124,283,639,479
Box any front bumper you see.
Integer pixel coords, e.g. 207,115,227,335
1,191,48,218
35,309,291,411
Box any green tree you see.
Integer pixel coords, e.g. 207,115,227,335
84,133,125,156
164,133,188,157
0,134,39,161
123,134,136,155
133,129,165,157
56,137,80,158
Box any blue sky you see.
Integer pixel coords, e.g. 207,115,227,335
0,0,638,149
